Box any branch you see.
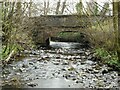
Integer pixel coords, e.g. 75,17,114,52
5,49,15,62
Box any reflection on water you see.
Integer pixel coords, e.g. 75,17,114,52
28,78,77,88
50,41,81,49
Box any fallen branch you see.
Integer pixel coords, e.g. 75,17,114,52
5,49,15,62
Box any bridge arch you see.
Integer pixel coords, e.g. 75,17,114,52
30,15,112,47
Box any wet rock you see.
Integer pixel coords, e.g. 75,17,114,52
63,74,71,79
22,64,29,68
78,51,85,54
76,80,83,83
16,73,21,75
67,67,75,71
24,50,31,54
58,71,60,74
85,52,90,56
72,78,76,81
61,68,66,71
35,77,39,79
85,60,94,65
52,73,55,76
87,56,93,60
62,61,69,65
37,58,42,61
56,56,60,59
27,82,38,87
29,62,34,65
74,56,81,59
53,62,59,65
102,69,108,74
31,50,39,55
13,67,17,70
81,56,86,59
81,61,85,65
19,68,26,73
34,66,39,69
75,80,79,83
2,69,11,74
93,65,101,70
87,68,93,72
93,69,99,73
106,82,117,88
67,56,72,60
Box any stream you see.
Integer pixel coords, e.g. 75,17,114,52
1,41,119,88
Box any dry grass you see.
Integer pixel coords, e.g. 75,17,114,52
82,18,116,51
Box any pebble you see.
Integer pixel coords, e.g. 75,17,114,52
93,69,99,73
22,64,29,68
53,62,59,65
2,48,119,88
27,83,38,87
62,61,69,65
85,52,90,56
29,62,34,65
87,56,93,60
102,69,108,74
19,68,25,72
81,56,86,59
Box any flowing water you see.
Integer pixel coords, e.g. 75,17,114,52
1,41,119,88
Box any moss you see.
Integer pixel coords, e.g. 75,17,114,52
57,32,82,42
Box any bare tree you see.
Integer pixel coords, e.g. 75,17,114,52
99,2,109,16
56,0,61,14
61,0,67,14
43,1,50,15
76,0,83,15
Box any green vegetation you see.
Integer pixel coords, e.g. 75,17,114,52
57,32,82,42
1,44,23,60
95,48,120,69
83,18,120,69
1,2,34,62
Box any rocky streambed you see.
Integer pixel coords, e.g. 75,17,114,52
1,41,119,88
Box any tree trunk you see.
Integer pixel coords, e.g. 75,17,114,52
29,0,32,17
61,0,67,14
118,1,120,62
46,1,49,15
44,1,46,15
113,1,120,62
0,2,2,58
56,0,61,15
113,1,118,50
44,1,49,15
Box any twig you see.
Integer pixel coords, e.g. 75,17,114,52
5,49,15,62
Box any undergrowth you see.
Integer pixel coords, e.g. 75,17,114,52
95,48,120,70
0,44,23,61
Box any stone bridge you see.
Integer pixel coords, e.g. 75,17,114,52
29,15,112,47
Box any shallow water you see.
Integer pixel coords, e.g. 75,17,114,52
50,41,81,49
1,41,119,88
